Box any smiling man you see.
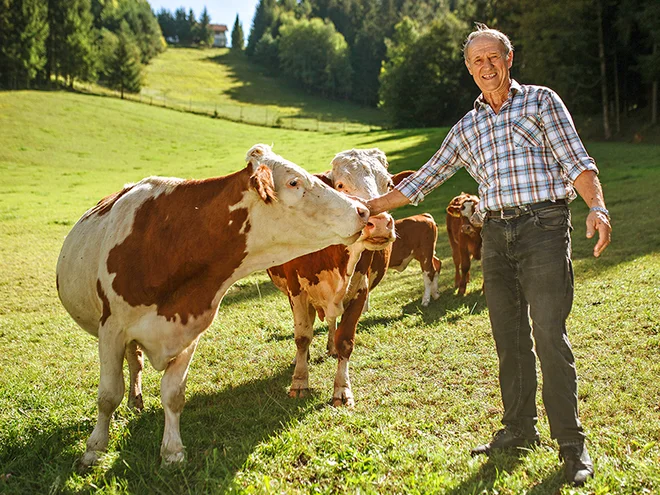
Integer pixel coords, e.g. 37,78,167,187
366,24,612,486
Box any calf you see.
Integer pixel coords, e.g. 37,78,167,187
268,148,406,407
56,144,369,468
388,213,441,306
446,192,482,295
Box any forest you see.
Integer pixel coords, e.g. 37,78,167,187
1,0,658,135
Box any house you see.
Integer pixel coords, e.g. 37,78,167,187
210,24,228,47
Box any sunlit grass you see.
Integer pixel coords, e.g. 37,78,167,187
0,90,658,494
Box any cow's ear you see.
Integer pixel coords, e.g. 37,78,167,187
446,198,462,217
250,164,277,204
391,170,415,186
314,171,333,187
245,144,272,172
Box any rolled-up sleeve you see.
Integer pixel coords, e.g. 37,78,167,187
396,128,466,205
541,89,599,183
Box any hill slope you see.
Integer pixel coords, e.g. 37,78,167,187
0,91,658,494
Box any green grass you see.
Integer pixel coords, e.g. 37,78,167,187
0,90,659,494
77,47,386,132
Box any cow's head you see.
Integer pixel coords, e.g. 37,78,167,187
447,192,482,235
244,144,369,254
326,148,396,251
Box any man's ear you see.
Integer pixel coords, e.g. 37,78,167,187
249,164,277,204
507,50,514,69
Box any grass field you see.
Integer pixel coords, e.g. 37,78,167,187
0,90,659,494
77,47,386,132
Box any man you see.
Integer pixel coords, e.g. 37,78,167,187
366,24,611,486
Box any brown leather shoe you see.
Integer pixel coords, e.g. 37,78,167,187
470,426,540,456
560,443,594,486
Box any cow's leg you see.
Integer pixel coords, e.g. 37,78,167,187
326,317,338,357
289,299,315,398
160,336,199,466
458,245,472,295
126,341,144,412
431,257,441,301
422,272,434,306
452,248,462,289
333,287,368,407
80,323,126,469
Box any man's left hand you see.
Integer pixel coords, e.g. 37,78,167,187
586,210,611,257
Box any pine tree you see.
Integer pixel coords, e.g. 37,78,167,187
231,14,244,50
198,7,213,46
247,0,276,56
107,26,142,99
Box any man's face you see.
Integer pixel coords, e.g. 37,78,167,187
465,35,513,95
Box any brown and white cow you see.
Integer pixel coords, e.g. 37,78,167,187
388,213,442,306
267,148,403,407
56,144,370,468
446,192,483,296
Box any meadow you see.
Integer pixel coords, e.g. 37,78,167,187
77,47,386,133
0,90,659,494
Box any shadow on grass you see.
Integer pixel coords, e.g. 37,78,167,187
204,51,385,125
0,366,319,493
448,449,565,494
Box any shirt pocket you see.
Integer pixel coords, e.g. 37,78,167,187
511,115,544,148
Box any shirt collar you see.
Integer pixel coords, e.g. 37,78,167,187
473,79,523,112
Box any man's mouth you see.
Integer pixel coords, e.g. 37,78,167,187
482,73,496,80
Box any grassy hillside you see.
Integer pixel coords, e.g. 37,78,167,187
0,91,659,494
79,47,387,132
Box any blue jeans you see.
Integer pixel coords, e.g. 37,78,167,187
481,204,585,445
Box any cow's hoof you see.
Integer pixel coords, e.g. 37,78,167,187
77,450,100,472
332,392,355,408
432,293,440,300
128,393,144,412
421,299,430,307
289,388,310,398
161,450,186,467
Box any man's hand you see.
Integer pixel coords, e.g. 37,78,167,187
586,210,611,257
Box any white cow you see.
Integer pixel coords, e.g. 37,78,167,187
56,144,369,468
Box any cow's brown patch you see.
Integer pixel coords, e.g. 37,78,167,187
97,279,111,325
107,168,253,325
270,245,350,298
334,287,367,359
83,184,137,221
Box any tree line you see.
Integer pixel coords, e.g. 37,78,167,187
156,6,215,47
245,0,660,134
0,0,164,97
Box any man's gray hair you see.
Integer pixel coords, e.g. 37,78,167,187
463,23,513,61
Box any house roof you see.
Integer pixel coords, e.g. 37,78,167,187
209,24,228,33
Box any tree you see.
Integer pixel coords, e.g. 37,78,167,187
0,0,49,88
278,16,352,97
197,6,214,47
247,0,277,56
156,8,176,40
379,14,472,127
253,31,279,74
231,14,244,50
59,0,96,86
107,24,142,98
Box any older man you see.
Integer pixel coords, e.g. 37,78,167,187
366,24,611,486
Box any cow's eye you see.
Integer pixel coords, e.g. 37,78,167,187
388,181,394,191
288,179,299,187
336,183,344,190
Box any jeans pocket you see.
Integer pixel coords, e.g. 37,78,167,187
533,206,571,231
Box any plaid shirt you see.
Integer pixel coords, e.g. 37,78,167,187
397,80,599,212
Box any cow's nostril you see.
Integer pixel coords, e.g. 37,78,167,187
367,222,374,228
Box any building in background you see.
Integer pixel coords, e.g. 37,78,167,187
210,24,228,47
